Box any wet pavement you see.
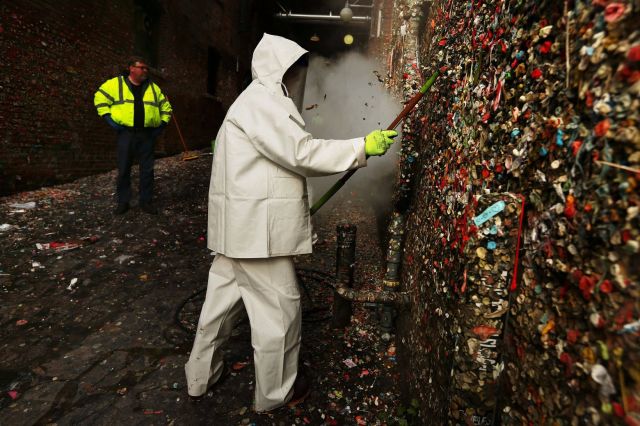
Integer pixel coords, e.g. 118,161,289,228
0,151,405,425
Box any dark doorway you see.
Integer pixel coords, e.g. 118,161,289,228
207,47,221,96
133,0,161,66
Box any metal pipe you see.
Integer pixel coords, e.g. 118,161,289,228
380,212,406,334
274,12,371,24
383,212,404,288
336,286,410,306
332,224,356,328
350,0,375,7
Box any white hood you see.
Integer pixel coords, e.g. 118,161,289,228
251,33,308,93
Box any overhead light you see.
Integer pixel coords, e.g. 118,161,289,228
340,1,353,22
310,33,320,42
343,34,354,45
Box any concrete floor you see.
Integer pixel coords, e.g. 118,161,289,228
0,151,406,425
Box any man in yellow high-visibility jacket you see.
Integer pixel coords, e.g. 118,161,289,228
94,56,172,215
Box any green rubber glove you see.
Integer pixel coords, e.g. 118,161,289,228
364,130,398,156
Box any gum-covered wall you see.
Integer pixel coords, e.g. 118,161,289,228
390,0,639,424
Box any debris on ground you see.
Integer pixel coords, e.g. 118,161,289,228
0,150,406,424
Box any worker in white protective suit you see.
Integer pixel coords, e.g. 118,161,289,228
185,33,397,412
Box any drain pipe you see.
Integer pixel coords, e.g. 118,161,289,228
379,211,405,336
374,3,430,336
331,223,410,328
335,286,409,306
332,224,356,328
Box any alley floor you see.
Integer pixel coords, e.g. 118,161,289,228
0,151,406,426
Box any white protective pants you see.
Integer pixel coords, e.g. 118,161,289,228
185,254,301,411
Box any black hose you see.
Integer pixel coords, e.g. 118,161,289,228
173,287,207,335
170,267,336,343
296,268,334,323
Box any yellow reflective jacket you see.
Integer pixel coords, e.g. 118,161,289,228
94,76,172,127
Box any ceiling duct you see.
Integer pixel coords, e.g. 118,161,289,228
274,11,371,26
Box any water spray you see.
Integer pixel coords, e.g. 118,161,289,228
309,68,443,216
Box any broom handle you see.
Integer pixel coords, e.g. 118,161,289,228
172,113,190,152
165,96,190,152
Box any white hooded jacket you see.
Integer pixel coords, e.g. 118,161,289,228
207,34,367,258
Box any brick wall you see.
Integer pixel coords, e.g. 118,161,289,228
367,0,395,67
0,0,267,195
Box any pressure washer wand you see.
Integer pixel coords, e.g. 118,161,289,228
309,69,441,216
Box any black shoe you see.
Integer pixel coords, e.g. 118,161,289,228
286,370,310,408
114,203,129,215
140,202,158,215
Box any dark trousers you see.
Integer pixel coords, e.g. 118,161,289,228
116,129,155,205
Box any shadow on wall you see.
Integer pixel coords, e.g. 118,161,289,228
301,53,401,225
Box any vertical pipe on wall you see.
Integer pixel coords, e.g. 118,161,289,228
332,224,357,328
380,211,405,337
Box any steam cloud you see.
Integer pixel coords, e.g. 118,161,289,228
301,52,401,216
